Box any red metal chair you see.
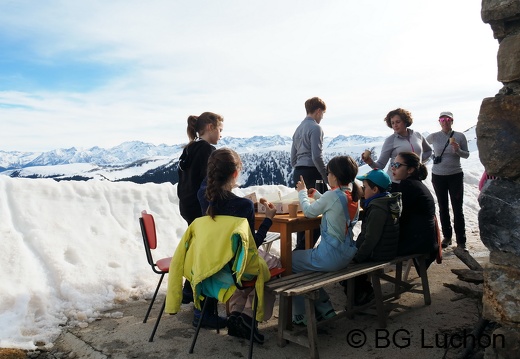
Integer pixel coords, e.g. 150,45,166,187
139,210,172,342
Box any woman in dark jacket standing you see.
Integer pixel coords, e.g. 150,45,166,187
178,112,224,224
177,111,224,328
391,151,437,266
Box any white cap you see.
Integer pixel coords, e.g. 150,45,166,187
439,111,453,119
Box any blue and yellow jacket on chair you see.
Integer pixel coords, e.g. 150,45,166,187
165,215,270,321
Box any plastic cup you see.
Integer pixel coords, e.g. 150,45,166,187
288,204,298,218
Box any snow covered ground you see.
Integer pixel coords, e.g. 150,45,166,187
0,148,484,350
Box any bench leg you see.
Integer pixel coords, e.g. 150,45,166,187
304,293,319,359
345,278,355,319
394,261,403,299
371,271,387,328
403,258,413,281
418,256,432,305
277,295,289,347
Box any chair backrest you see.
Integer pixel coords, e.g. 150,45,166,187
140,210,158,268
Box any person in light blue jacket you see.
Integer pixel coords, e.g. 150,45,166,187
291,155,362,325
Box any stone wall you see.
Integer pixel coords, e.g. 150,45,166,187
477,0,520,356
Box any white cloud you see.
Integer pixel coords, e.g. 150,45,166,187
0,0,500,152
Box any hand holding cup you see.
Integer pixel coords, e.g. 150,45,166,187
260,198,277,219
362,149,372,164
449,138,460,151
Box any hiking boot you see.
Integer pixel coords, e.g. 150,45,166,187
192,308,227,329
238,314,264,344
182,280,194,304
441,238,452,249
182,291,194,304
354,286,375,306
227,312,241,337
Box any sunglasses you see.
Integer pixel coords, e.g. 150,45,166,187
439,116,453,122
390,162,408,169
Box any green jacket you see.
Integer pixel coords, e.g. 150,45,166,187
165,215,270,321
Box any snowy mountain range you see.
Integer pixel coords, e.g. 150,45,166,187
0,128,478,187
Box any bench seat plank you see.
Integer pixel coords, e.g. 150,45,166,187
267,254,431,359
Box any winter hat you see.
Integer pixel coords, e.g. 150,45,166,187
439,111,453,119
356,169,391,190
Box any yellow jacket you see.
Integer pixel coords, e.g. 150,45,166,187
165,215,270,321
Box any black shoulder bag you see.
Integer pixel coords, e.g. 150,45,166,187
432,131,454,164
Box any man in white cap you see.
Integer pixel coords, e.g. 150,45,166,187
426,112,470,249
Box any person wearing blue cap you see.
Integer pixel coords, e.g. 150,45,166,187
344,169,402,305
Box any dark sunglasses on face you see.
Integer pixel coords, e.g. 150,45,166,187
390,162,408,169
439,116,452,122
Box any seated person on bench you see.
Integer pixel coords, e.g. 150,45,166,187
292,156,361,325
391,152,438,268
343,169,402,306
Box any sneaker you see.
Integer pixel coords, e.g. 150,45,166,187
292,313,307,326
441,238,452,249
238,314,264,344
192,308,227,329
316,308,336,321
457,243,468,252
315,299,336,321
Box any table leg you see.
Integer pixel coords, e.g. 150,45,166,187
279,227,293,329
305,229,312,249
279,228,292,276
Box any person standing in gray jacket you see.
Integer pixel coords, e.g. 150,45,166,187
291,96,327,250
426,111,470,249
362,108,432,192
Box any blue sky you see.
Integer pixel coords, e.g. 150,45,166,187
0,0,500,152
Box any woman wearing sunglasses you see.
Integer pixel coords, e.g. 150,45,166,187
361,108,432,192
391,152,438,266
426,111,470,250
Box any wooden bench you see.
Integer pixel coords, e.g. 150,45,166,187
265,254,432,359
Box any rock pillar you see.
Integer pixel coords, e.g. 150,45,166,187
478,1,520,357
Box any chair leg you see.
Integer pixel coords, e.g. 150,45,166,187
149,298,165,342
144,273,165,323
189,298,209,354
249,292,259,359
